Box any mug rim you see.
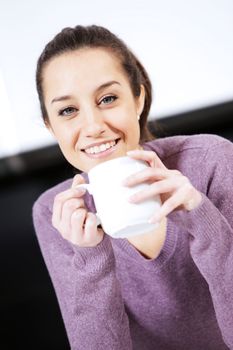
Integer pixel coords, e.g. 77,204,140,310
89,155,146,176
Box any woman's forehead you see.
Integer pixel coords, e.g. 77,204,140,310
42,48,131,104
45,47,122,72
43,48,125,86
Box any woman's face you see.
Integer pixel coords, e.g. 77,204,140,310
43,48,145,172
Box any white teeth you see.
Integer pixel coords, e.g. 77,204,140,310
100,144,106,151
85,140,116,154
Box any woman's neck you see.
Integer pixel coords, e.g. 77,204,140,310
127,218,167,260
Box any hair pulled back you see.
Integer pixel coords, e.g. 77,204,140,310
36,25,153,142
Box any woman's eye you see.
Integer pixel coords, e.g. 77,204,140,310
100,95,117,105
58,107,78,117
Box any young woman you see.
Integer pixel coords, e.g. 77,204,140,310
33,25,233,350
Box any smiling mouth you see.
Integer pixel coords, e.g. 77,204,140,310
82,138,120,155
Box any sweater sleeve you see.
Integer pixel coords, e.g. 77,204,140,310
32,201,132,350
169,138,233,349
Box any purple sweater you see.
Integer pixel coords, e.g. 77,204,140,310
33,134,233,350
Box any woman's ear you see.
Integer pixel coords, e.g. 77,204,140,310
137,84,146,116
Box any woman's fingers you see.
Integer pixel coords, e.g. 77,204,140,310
60,197,85,233
125,149,202,220
123,167,180,187
69,208,87,244
69,211,104,247
149,183,202,223
52,187,86,227
71,173,86,188
83,213,103,247
149,186,188,223
52,173,87,230
52,173,104,247
129,178,180,203
127,149,167,169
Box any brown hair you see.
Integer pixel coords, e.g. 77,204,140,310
36,25,154,142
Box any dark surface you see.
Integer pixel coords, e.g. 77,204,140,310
149,100,233,141
0,100,233,349
0,166,73,349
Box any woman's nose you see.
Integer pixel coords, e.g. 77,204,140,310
82,109,106,138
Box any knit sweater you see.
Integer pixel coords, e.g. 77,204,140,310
32,134,233,350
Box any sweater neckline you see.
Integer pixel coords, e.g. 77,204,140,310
111,218,177,271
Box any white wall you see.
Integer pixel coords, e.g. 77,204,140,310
0,0,233,158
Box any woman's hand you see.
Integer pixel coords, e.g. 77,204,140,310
52,174,104,247
124,149,203,224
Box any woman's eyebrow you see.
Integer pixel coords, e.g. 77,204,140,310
51,95,73,104
95,80,120,93
51,81,120,105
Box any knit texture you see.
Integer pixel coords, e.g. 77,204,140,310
33,134,233,349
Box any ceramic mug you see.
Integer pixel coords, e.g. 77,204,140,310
78,156,161,238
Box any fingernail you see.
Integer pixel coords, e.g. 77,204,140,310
74,174,83,181
128,193,139,203
75,187,86,194
148,215,159,224
122,178,129,186
128,196,136,203
127,150,138,155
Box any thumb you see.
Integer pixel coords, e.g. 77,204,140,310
71,173,86,189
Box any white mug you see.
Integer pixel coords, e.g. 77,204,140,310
78,156,161,239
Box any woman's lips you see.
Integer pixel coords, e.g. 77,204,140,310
85,140,117,154
83,138,120,159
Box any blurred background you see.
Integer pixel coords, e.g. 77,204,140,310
0,0,232,348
